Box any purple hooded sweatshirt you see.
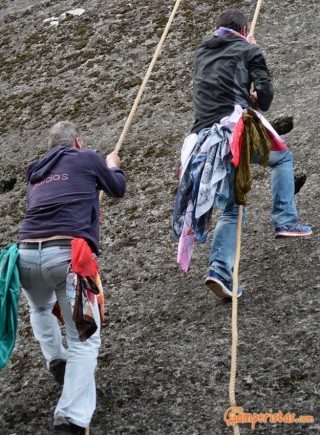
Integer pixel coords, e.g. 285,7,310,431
18,146,126,254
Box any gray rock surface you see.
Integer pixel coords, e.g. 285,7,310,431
0,0,319,434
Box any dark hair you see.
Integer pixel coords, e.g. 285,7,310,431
215,9,248,33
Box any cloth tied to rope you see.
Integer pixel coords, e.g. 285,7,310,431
0,243,20,369
52,238,104,342
173,106,287,272
229,107,287,205
234,109,271,205
172,125,232,241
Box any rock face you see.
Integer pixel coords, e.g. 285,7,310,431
0,0,319,434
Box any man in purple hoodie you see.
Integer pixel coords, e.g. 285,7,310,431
17,121,125,434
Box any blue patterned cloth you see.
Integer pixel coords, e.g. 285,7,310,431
173,124,232,244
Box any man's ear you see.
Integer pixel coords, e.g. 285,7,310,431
240,26,247,36
75,137,82,149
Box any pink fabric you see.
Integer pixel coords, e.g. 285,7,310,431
267,130,287,151
229,117,244,167
177,201,195,273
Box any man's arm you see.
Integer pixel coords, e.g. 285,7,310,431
248,46,274,111
91,151,126,198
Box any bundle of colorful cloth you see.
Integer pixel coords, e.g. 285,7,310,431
172,105,287,272
52,238,104,342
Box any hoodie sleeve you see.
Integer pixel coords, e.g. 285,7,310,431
88,151,126,198
97,166,126,198
248,46,274,112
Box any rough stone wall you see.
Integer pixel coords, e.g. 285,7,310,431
0,1,319,434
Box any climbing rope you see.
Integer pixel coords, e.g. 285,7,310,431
249,0,263,39
95,1,183,432
97,0,263,433
113,0,184,155
229,2,263,434
99,0,183,203
229,204,243,435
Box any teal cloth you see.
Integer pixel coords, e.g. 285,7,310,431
0,243,20,369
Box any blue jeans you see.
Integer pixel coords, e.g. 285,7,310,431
208,149,297,281
18,245,101,428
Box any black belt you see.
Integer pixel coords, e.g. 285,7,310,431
19,239,72,249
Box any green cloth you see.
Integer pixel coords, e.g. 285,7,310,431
0,243,20,369
235,108,272,205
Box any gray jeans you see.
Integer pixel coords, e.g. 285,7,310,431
18,244,101,428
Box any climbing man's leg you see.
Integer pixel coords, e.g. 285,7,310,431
269,149,311,237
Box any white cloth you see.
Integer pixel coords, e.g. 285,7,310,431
180,133,198,180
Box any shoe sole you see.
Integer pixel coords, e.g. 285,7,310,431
205,277,233,299
275,230,312,238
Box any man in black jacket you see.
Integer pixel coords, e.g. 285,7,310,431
192,10,273,134
190,9,311,299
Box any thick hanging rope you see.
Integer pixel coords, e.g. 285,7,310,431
99,0,183,204
96,0,263,433
229,205,243,435
94,2,183,433
229,2,263,434
249,0,263,38
113,0,183,155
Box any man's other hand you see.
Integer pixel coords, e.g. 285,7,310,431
250,90,258,104
248,35,257,45
250,90,260,110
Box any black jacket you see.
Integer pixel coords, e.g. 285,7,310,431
191,35,274,133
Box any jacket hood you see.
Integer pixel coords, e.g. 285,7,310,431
201,34,245,50
27,146,76,183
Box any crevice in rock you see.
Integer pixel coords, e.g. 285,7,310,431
0,177,17,193
294,173,307,195
270,116,294,135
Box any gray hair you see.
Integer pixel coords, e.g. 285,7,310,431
48,121,81,150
